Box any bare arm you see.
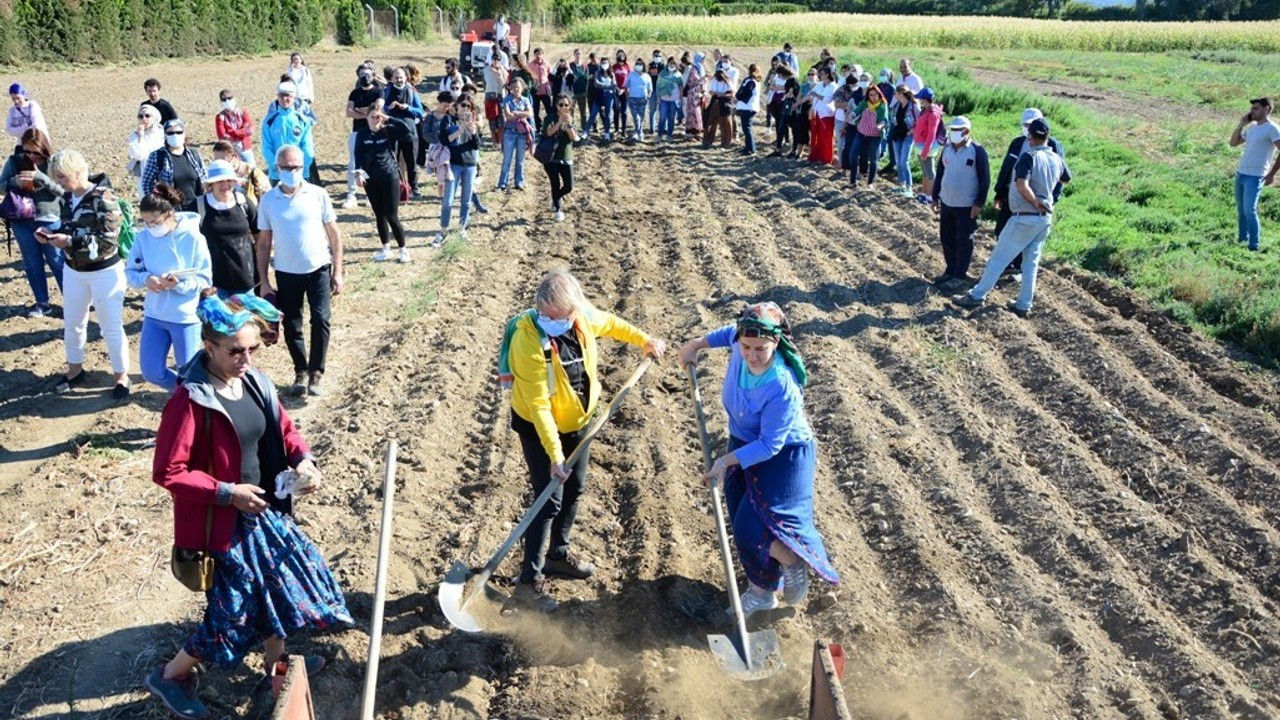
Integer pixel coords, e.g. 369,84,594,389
325,221,344,294
346,100,369,120
1015,177,1047,212
1267,140,1280,184
1229,116,1249,147
256,229,275,295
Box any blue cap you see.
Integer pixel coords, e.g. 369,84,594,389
917,87,934,102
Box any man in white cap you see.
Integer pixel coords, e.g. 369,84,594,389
930,116,990,293
952,117,1071,318
261,81,315,183
992,107,1065,282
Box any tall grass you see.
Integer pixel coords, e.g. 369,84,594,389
567,12,1280,53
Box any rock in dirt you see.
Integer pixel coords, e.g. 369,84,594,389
868,502,886,518
1232,602,1253,620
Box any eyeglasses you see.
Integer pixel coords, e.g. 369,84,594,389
164,131,184,136
277,164,303,171
219,343,262,357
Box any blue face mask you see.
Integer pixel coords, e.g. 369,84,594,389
278,169,304,187
536,314,573,337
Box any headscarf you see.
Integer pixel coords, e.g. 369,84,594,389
8,83,27,97
693,52,705,69
734,303,808,387
197,292,281,336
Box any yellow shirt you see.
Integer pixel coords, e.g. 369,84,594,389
509,308,649,463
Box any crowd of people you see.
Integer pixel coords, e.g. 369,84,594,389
0,40,1276,720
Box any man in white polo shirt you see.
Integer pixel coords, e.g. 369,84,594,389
257,145,344,397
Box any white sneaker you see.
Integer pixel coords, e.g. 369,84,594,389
342,193,358,209
430,232,445,248
728,587,779,620
372,246,391,262
554,210,565,223
397,247,410,263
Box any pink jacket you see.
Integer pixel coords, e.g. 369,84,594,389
912,103,944,157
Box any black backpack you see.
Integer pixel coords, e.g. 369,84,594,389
735,79,756,104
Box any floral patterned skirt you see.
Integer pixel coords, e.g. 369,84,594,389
185,509,352,666
725,438,839,591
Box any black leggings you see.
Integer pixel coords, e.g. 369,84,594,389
365,174,405,248
772,101,792,149
396,135,417,192
543,161,573,212
512,410,590,583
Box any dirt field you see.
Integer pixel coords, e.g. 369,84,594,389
1,43,1279,720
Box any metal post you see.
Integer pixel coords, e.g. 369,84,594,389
364,4,375,41
390,5,399,36
359,439,398,720
435,5,444,37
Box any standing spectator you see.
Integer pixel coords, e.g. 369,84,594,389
931,117,990,292
767,65,798,156
551,57,574,100
789,68,816,159
142,119,205,212
262,82,315,184
912,87,943,202
953,118,1070,317
624,61,652,143
344,65,382,209
876,69,896,106
7,84,48,141
43,150,130,397
586,59,617,143
382,67,425,198
808,67,837,165
499,77,533,190
703,68,734,149
541,95,579,222
142,79,178,125
355,104,413,263
213,141,270,207
848,84,888,187
569,50,591,129
736,63,761,156
876,68,897,170
198,160,259,297
646,49,664,135
494,14,512,57
127,184,212,393
1,128,64,316
438,96,481,245
1229,97,1280,252
993,108,1065,280
832,73,858,171
440,59,465,96
127,105,165,200
483,53,509,145
422,92,455,200
888,86,919,197
656,57,684,142
611,51,631,139
898,58,924,95
528,48,553,132
256,146,344,397
286,52,316,105
683,53,706,141
774,42,800,74
215,89,255,167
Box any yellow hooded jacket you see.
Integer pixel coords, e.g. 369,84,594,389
509,308,649,464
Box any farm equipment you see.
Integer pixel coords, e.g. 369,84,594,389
458,18,531,79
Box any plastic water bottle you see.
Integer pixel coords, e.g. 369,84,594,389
274,469,300,500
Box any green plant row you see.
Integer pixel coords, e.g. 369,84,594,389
566,12,1280,53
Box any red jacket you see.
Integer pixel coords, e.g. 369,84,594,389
215,108,254,150
153,361,309,551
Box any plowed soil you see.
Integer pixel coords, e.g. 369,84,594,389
1,44,1278,720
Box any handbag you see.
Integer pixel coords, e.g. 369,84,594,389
0,191,35,222
399,177,411,202
170,409,216,592
534,133,558,164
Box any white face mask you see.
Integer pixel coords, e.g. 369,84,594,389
949,130,967,144
221,99,236,111
1022,125,1030,137
165,133,184,148
279,168,303,187
858,81,870,90
536,315,573,337
145,220,172,237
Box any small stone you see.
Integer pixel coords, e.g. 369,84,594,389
868,502,886,518
1232,603,1252,620
576,678,589,689
1177,685,1197,699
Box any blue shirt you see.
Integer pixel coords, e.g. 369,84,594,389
707,325,813,468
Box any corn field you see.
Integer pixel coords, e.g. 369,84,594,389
566,12,1280,52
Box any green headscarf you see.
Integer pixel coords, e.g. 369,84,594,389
736,313,809,387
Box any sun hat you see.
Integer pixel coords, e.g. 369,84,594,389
1021,107,1043,125
276,81,297,96
948,116,971,130
204,159,241,185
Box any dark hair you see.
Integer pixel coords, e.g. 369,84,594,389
437,91,455,103
144,78,161,89
140,182,184,215
777,65,794,78
211,140,236,155
20,128,53,160
278,73,292,83
748,63,761,81
714,69,727,82
1251,97,1273,108
219,88,232,101
818,67,834,82
383,65,396,81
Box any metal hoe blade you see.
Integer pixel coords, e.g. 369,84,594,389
438,560,486,634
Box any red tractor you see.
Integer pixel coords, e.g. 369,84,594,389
458,18,531,80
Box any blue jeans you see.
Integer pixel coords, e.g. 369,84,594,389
738,110,757,153
12,220,65,306
628,97,647,138
140,316,201,392
500,132,527,189
969,215,1053,311
893,137,914,187
587,95,614,136
441,164,477,230
1236,172,1264,250
658,100,677,138
647,91,659,133
850,133,882,185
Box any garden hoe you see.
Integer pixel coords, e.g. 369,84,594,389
686,363,782,680
440,358,653,633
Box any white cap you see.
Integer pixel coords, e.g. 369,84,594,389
948,115,971,130
1021,107,1043,125
276,81,297,96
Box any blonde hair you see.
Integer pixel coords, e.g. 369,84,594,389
535,269,592,316
48,148,89,181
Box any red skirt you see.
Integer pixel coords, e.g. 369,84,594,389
808,116,835,164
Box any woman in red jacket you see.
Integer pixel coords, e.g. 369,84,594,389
145,289,350,720
215,89,255,167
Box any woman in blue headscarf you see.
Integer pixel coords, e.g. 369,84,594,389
678,302,839,618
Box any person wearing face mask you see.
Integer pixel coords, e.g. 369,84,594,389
215,90,255,167
848,84,888,187
344,65,383,209
354,103,414,263
501,269,666,612
767,65,798,156
677,303,839,620
911,87,944,203
256,145,344,397
930,117,990,292
774,42,800,75
1,128,65,317
483,53,510,145
126,183,212,393
992,108,1065,281
683,53,706,141
832,73,858,171
7,83,48,141
807,67,837,165
382,67,425,199
142,119,205,212
197,160,260,298
703,68,735,149
645,49,664,135
624,61,653,143
1230,97,1280,252
875,69,896,171
656,57,684,142
887,86,919,197
262,82,315,186
142,78,178,126
128,104,165,200
611,51,632,139
586,59,617,144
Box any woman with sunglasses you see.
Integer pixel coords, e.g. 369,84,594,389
128,105,165,199
126,183,212,393
145,289,350,720
354,102,414,263
788,69,817,159
437,96,482,245
541,95,579,222
502,269,666,613
1,128,65,317
677,302,839,619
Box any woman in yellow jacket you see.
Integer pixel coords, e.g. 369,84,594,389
507,269,665,611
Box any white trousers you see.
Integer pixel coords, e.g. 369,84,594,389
63,263,130,373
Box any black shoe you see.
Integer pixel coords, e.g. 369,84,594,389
952,293,984,309
1005,300,1031,318
112,383,131,400
54,370,86,393
931,273,952,286
290,371,308,397
544,551,595,580
939,276,971,293
513,577,559,612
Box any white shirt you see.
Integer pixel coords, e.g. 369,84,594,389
287,66,315,102
257,182,336,275
1240,119,1280,177
901,72,924,95
735,78,759,113
812,82,836,119
725,66,740,91
494,19,509,41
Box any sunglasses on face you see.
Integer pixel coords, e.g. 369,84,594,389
137,114,148,119
165,131,184,136
277,163,302,171
220,343,262,357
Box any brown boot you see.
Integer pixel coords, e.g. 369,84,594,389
307,371,325,397
543,551,595,580
512,577,558,612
